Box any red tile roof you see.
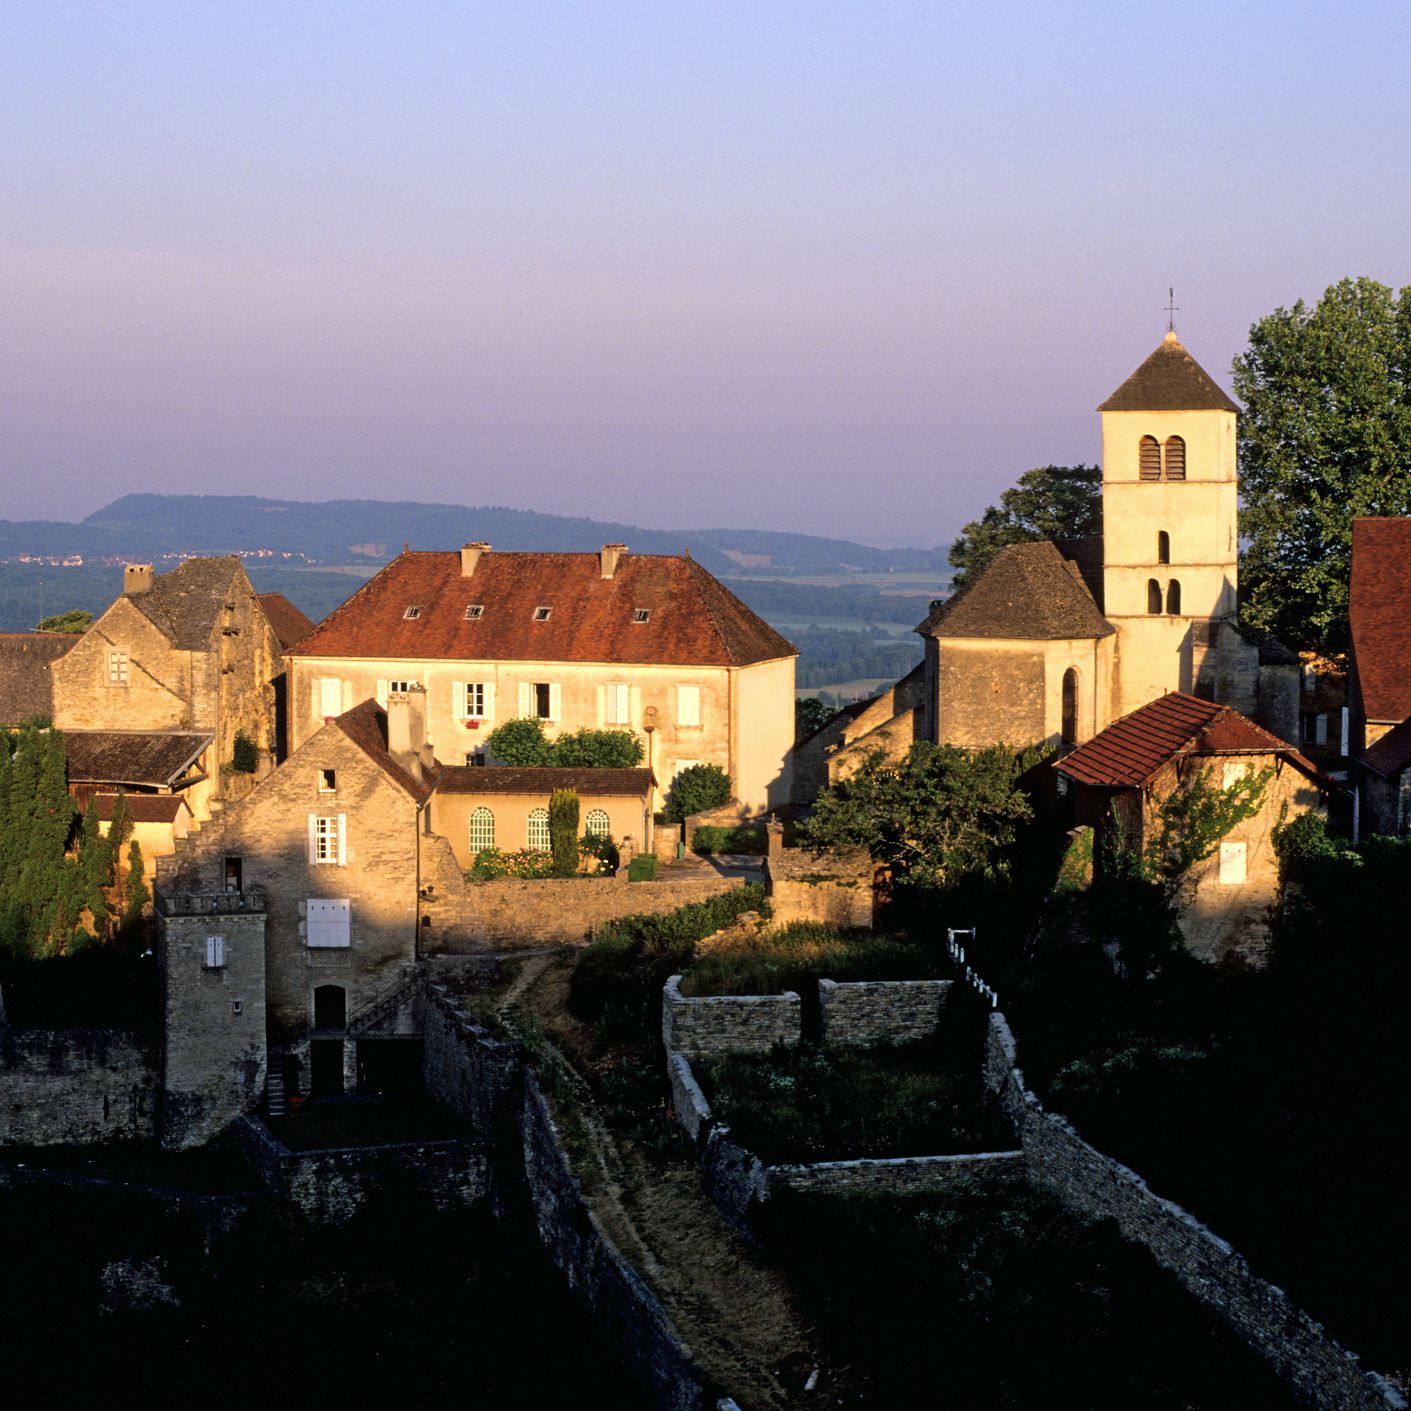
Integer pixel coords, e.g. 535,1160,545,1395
258,593,317,651
1361,715,1411,779
289,550,796,667
72,790,192,824
330,699,438,803
1349,518,1411,724
435,766,655,797
1055,692,1323,789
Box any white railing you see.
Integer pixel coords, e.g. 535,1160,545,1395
946,927,999,1009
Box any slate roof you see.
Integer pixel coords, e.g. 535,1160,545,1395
916,541,1113,641
64,730,212,788
1229,619,1299,667
130,557,244,650
330,699,438,803
1361,715,1411,780
0,632,77,723
1055,693,1322,789
1098,332,1240,414
1349,517,1411,723
258,593,317,651
435,766,656,797
289,550,796,667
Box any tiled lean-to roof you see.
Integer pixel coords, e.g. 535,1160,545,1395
64,730,212,788
1098,331,1241,414
1349,517,1411,724
1055,693,1322,790
289,549,796,667
1361,715,1411,780
917,541,1113,642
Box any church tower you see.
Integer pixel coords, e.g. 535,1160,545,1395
1100,330,1240,718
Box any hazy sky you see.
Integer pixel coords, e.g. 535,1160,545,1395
4,2,1410,546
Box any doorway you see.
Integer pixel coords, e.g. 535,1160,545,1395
313,984,347,1030
224,856,243,892
310,1039,344,1096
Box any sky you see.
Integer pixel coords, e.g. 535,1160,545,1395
4,2,1410,547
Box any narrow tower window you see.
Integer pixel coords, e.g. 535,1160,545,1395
1164,436,1186,480
1147,579,1162,614
1139,436,1162,481
1157,531,1170,565
1166,579,1182,615
1061,668,1079,748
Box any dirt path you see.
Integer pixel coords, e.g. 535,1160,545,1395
505,953,833,1411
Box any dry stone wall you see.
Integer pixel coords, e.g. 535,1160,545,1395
662,975,802,1060
765,1150,1025,1198
818,978,952,1047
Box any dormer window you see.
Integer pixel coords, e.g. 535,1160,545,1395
632,608,651,623
532,606,551,622
465,604,484,620
404,606,422,620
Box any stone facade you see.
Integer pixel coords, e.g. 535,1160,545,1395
662,975,802,1060
817,978,952,1047
0,1027,157,1145
764,838,874,930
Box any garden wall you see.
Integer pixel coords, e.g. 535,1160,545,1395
0,1027,157,1146
421,982,522,1136
818,978,952,1047
984,1013,1405,1411
662,975,802,1059
765,1150,1025,1198
764,844,874,930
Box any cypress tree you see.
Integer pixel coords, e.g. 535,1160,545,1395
124,840,150,926
549,788,580,877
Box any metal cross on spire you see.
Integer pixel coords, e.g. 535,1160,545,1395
1165,287,1179,333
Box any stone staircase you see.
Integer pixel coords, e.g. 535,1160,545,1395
348,965,422,1037
265,1067,287,1117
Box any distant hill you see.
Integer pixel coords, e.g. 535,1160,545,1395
0,494,950,580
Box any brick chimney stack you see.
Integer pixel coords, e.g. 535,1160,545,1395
386,686,428,782
125,564,154,595
460,543,490,577
599,543,628,578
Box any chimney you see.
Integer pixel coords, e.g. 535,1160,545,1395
125,564,154,595
386,685,428,782
599,543,628,578
460,542,490,577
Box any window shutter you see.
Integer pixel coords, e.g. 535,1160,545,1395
307,813,318,864
483,682,495,721
1219,841,1247,885
341,679,353,712
376,679,389,708
311,679,321,722
336,814,347,867
519,683,533,718
549,683,561,722
453,681,466,718
206,936,224,968
596,683,606,726
1315,714,1328,746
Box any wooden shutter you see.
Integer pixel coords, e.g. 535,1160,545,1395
336,814,347,867
519,683,533,718
482,682,496,721
548,683,561,722
341,679,353,712
206,936,224,968
376,679,389,708
453,681,466,719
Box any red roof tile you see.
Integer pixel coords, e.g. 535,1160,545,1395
289,550,796,667
72,790,192,824
435,766,655,797
1361,715,1411,779
258,593,317,651
1055,693,1322,789
330,699,438,803
1349,518,1411,724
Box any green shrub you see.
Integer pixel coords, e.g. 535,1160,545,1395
626,853,657,882
664,763,732,823
485,717,553,765
466,848,559,881
551,727,644,767
691,823,765,855
549,788,580,877
230,728,259,773
580,830,620,873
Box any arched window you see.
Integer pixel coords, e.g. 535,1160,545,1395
1061,668,1079,748
1164,436,1186,480
313,984,346,1030
527,807,551,851
1139,436,1162,481
1166,579,1182,615
1147,579,1162,614
468,807,495,853
1157,530,1170,565
585,808,611,837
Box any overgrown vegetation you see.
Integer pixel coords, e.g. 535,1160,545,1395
690,823,764,855
229,728,259,773
484,717,644,768
35,608,92,633
663,762,732,823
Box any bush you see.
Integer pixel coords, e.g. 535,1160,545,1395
691,823,765,855
579,830,620,873
664,763,732,823
230,729,259,773
549,788,580,877
466,848,559,881
551,728,644,768
626,853,656,882
485,718,553,766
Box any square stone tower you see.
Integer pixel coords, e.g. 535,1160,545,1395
1100,331,1241,717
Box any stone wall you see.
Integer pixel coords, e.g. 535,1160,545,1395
764,845,874,929
700,1124,767,1232
765,1150,1025,1198
421,981,522,1137
0,1027,157,1146
984,1013,1405,1411
668,1052,714,1145
818,978,952,1047
662,975,802,1060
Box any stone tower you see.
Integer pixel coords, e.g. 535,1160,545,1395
1099,331,1240,718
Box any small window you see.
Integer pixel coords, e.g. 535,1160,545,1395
1060,668,1078,748
585,808,611,836
465,604,484,620
1166,579,1181,615
463,682,487,717
527,807,551,851
107,650,129,685
1218,841,1247,885
469,806,495,852
632,608,650,623
205,936,225,969
677,684,702,727
404,606,422,620
311,815,342,864
1157,530,1170,565
535,683,551,719
388,678,419,695
319,769,336,792
1164,436,1186,481
1147,579,1162,615
532,606,551,622
1139,436,1162,481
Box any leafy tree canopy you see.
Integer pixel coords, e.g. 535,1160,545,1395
800,742,1044,888
795,696,836,741
484,718,643,768
948,465,1102,592
35,610,93,634
1234,276,1411,652
664,763,733,823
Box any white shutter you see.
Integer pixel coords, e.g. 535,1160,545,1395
341,679,353,712
307,813,318,864
483,681,496,721
311,679,321,722
307,898,352,948
549,683,561,722
596,683,606,726
336,814,347,867
1315,714,1328,745
376,679,389,708
453,681,466,719
206,936,224,968
519,683,533,718
1219,841,1247,885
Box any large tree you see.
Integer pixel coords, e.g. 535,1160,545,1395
1233,277,1411,652
948,465,1101,592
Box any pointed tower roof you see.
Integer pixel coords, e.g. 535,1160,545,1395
1098,331,1240,413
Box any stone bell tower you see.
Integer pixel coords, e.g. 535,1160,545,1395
1100,330,1240,718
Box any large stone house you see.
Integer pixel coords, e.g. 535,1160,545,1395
52,558,290,821
283,543,797,812
1054,692,1331,966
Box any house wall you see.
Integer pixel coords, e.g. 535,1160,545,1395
730,655,795,810
100,814,192,885
1361,768,1411,837
429,788,652,868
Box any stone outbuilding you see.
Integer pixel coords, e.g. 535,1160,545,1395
0,631,77,726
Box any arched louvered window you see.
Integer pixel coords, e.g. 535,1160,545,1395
1164,436,1186,480
1157,530,1170,565
527,807,551,851
468,807,495,853
584,808,611,837
1061,668,1079,748
1166,579,1182,615
1139,436,1162,481
1147,579,1162,614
